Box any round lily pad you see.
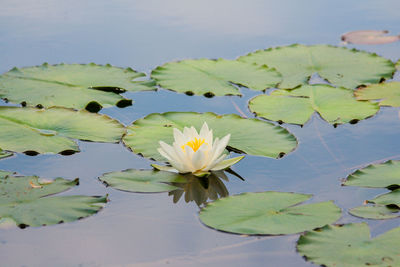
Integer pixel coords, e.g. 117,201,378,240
151,59,281,96
99,169,187,193
0,106,125,155
0,63,155,111
343,160,400,188
239,44,395,89
249,84,378,125
297,223,400,266
349,205,399,220
355,82,400,107
0,171,107,228
122,112,297,161
0,150,12,159
198,192,341,235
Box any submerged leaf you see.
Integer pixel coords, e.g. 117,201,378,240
123,112,297,161
0,106,125,154
239,44,395,89
344,160,400,188
355,82,400,107
369,189,400,207
151,59,281,96
99,169,187,193
199,191,341,235
341,30,400,45
297,223,400,267
0,171,106,228
249,84,378,125
0,63,155,111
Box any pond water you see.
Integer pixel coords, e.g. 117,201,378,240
0,0,399,266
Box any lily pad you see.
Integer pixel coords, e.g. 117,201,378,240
355,82,400,107
297,223,400,267
123,112,297,161
0,171,107,228
198,192,341,235
349,205,400,219
249,84,378,125
369,189,400,207
151,59,282,96
99,169,187,193
239,44,395,89
343,160,400,188
0,106,125,154
0,63,155,112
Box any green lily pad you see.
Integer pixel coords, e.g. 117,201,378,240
343,160,400,188
349,205,400,219
249,84,378,125
0,150,12,159
0,106,125,154
0,171,107,228
239,44,395,89
99,169,187,193
0,63,155,112
123,112,297,161
369,189,400,207
198,192,341,235
151,59,282,96
355,82,400,107
297,223,400,267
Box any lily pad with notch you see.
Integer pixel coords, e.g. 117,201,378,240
249,84,379,126
0,171,107,228
343,160,400,188
0,63,156,112
349,205,399,220
199,191,341,235
239,44,395,89
297,223,400,266
0,106,125,155
151,59,281,97
122,112,297,161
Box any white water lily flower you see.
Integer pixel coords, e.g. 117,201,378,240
152,122,244,176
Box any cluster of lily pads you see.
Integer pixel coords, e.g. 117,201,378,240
0,44,399,266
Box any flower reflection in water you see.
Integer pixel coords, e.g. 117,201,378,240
168,170,242,206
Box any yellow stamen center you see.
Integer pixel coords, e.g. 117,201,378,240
181,137,206,152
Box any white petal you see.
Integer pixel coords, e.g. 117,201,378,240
205,129,213,146
159,141,179,162
157,148,173,162
190,126,199,139
191,147,207,171
199,122,209,137
173,142,193,172
173,128,186,145
183,126,192,137
206,153,227,171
